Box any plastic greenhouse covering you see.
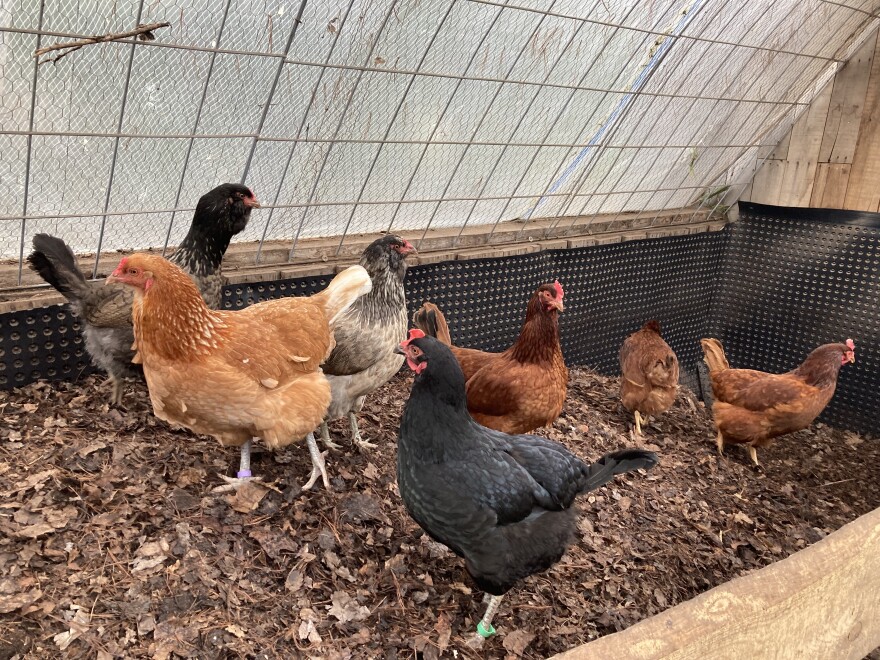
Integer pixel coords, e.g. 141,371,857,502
0,0,877,261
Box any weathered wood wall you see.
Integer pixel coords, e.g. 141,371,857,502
552,506,880,660
745,27,880,210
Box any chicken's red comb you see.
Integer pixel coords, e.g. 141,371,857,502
846,338,855,350
554,280,564,298
401,328,426,347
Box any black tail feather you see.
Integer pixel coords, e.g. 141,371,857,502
27,234,88,300
581,448,658,493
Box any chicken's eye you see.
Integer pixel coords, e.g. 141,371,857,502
127,268,139,276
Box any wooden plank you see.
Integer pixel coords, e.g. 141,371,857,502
768,131,791,162
819,29,877,164
844,33,880,211
811,163,852,208
747,159,785,205
552,507,880,660
779,82,834,206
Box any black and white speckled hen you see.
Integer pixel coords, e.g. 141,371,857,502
319,234,416,450
27,183,258,404
395,330,658,644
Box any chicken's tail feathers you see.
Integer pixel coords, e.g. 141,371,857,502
317,265,372,325
412,302,452,345
27,234,90,301
701,337,729,373
580,448,658,493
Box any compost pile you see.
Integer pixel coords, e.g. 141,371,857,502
1,369,878,659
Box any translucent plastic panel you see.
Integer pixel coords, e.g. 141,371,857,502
0,34,36,133
1,0,877,260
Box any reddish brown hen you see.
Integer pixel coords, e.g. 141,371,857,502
412,282,568,435
619,320,679,435
701,337,855,465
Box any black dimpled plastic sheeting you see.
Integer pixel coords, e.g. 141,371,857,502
402,231,728,397
708,202,879,433
222,274,335,310
1,202,875,436
0,304,93,388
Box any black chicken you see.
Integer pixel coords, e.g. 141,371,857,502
396,330,658,642
27,183,258,404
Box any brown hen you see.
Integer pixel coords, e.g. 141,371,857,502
619,320,679,435
701,337,855,465
412,282,568,435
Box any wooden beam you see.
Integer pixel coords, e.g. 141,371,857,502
551,507,880,660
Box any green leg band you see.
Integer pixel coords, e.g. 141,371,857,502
476,620,496,638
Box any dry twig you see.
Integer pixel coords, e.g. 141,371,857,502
34,22,171,65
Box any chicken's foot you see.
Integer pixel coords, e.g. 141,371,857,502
320,422,343,450
349,412,377,450
467,594,503,649
302,432,331,491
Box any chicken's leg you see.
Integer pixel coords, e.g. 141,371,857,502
467,594,503,648
302,432,331,491
634,410,643,436
349,412,377,450
715,432,724,455
747,444,760,466
213,439,275,493
320,422,342,450
106,376,124,406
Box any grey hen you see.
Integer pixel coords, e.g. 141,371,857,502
27,183,258,404
319,234,416,450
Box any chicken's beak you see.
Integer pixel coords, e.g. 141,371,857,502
550,298,564,312
394,344,406,356
244,195,261,209
105,268,123,286
849,353,856,364
401,240,417,255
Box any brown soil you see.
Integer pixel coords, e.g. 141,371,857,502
0,370,877,659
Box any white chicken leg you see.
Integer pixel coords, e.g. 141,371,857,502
213,439,274,492
467,594,503,648
302,432,331,491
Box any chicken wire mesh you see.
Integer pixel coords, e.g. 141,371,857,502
2,0,879,277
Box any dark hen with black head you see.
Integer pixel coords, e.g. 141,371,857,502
396,330,658,643
27,183,258,404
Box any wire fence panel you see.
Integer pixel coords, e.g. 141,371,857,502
1,0,879,271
